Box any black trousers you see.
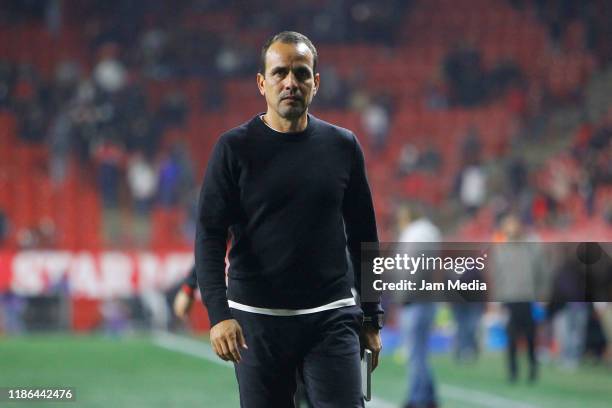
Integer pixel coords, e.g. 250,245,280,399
231,305,364,408
505,303,537,380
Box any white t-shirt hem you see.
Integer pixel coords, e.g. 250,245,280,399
227,297,356,316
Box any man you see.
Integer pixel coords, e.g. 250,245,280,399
396,205,440,408
195,31,383,407
173,266,196,320
492,212,547,382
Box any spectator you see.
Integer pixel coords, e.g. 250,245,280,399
140,28,172,79
492,213,547,383
443,43,486,106
94,54,127,95
456,164,487,215
126,113,162,157
18,101,47,143
418,142,442,173
157,143,193,208
16,227,39,249
0,291,26,334
100,297,130,338
361,99,390,153
424,75,448,111
506,157,528,197
48,110,72,185
486,59,524,100
451,259,486,362
315,66,348,109
451,300,484,363
461,126,482,164
397,143,420,177
70,79,103,169
93,137,126,208
127,151,158,215
37,217,57,248
157,91,188,130
396,204,441,408
52,59,81,106
215,43,241,76
550,249,590,370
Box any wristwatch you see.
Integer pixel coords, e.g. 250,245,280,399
363,313,384,330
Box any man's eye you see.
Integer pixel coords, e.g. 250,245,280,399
298,71,312,81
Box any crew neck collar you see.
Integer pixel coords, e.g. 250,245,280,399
254,113,314,140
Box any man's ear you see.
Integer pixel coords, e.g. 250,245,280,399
257,73,265,96
313,72,320,96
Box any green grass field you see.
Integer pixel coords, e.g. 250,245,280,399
0,333,610,408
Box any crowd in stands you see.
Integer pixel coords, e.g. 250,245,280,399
0,0,610,249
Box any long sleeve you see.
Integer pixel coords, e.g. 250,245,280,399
195,137,239,326
342,134,383,316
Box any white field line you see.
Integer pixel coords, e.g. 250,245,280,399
152,331,541,408
440,383,539,408
152,330,233,368
367,396,397,408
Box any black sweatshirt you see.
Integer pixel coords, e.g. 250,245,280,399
195,114,382,326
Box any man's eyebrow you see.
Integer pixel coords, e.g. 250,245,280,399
268,64,313,77
270,66,288,74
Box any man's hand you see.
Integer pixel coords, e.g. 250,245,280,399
360,326,382,371
210,319,248,363
173,291,194,320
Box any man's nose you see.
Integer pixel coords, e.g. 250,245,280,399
282,71,298,90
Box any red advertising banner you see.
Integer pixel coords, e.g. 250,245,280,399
0,251,193,298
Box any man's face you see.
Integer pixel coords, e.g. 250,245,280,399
501,215,522,239
257,41,319,120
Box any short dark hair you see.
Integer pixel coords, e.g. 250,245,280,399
259,31,318,75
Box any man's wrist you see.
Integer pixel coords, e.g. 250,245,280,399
363,313,385,330
207,300,234,327
361,301,384,315
181,284,195,297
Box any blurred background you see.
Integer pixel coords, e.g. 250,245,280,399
0,0,611,407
